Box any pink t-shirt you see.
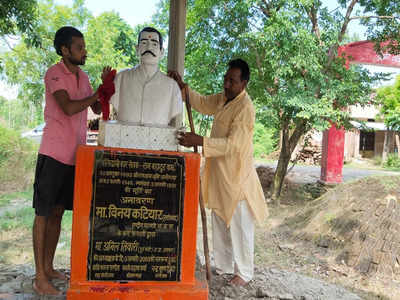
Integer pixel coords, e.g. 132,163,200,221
39,61,93,165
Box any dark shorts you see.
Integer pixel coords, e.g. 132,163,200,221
33,154,75,216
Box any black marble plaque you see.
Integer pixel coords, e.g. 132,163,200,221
87,150,185,281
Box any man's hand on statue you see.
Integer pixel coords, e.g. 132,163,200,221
167,70,186,90
177,132,204,147
101,66,112,82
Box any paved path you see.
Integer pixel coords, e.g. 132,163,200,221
256,162,400,184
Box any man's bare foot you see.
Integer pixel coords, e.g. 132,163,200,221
46,269,68,280
33,278,62,296
228,275,248,286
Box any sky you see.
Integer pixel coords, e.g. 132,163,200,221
1,0,399,99
57,0,159,28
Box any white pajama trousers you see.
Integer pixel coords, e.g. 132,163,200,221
212,200,255,282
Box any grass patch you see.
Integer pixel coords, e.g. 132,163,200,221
0,186,33,207
61,211,73,233
0,187,72,242
59,211,73,250
0,187,34,230
0,124,38,193
383,154,400,170
377,176,400,192
343,160,384,170
1,206,34,231
62,211,73,227
0,206,74,232
0,202,73,266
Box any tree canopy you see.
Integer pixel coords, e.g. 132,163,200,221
376,75,400,131
154,0,400,199
0,0,40,46
0,0,139,126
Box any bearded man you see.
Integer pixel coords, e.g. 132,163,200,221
32,26,104,295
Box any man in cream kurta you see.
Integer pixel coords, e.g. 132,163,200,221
110,27,182,126
169,59,268,286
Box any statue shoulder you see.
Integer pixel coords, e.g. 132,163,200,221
118,66,138,76
158,71,179,87
115,66,140,82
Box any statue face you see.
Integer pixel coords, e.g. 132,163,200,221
137,31,163,65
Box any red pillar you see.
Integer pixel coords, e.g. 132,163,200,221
320,40,400,184
320,124,345,184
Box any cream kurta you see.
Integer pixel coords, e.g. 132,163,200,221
188,88,268,226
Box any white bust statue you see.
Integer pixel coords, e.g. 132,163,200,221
110,27,183,127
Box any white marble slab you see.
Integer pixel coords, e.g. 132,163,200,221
98,120,121,148
98,120,178,151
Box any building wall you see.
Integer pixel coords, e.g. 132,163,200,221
374,131,397,157
344,129,360,161
349,104,380,120
375,131,385,157
345,130,397,159
345,104,399,159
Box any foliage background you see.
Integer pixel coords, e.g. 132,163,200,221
376,75,400,131
0,123,38,192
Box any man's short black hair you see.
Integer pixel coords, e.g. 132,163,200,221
138,27,163,49
228,59,250,82
54,26,83,56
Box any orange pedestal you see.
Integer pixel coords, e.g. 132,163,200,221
67,145,208,300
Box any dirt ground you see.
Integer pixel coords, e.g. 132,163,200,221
251,168,400,300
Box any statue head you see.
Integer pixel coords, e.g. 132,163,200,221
136,27,164,66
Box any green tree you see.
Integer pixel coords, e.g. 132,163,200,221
1,0,91,123
83,12,141,88
1,0,137,125
153,1,228,136
253,122,277,158
0,0,40,47
0,95,38,130
376,75,400,131
154,0,398,201
376,75,400,159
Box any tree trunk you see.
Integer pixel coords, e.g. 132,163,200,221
271,143,291,205
382,130,393,163
271,120,307,204
395,133,400,158
278,130,283,151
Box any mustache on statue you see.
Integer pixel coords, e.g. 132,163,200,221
141,50,156,57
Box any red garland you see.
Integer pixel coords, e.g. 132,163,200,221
98,69,116,120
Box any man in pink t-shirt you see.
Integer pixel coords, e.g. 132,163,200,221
32,26,104,296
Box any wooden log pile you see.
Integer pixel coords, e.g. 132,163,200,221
296,144,322,165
